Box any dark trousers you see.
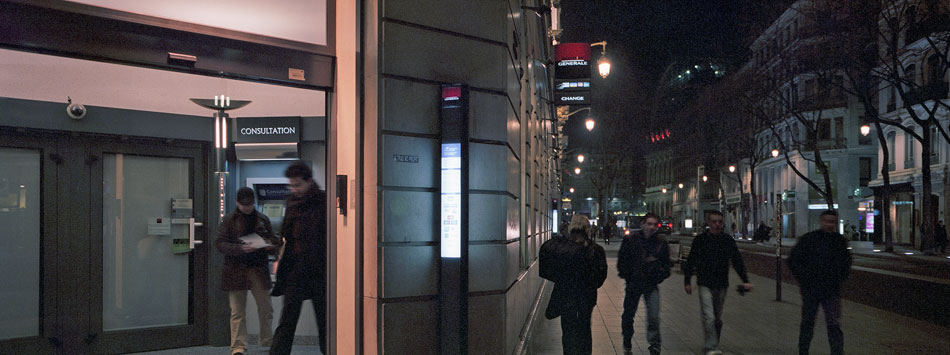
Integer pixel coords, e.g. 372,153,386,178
799,294,843,355
559,304,594,355
270,288,327,355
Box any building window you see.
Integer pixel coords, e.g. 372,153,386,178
925,54,944,86
930,126,940,163
860,157,872,186
905,129,916,169
818,119,832,140
833,116,844,140
904,64,917,89
888,131,896,171
887,85,897,112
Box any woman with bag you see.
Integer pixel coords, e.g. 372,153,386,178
539,214,608,355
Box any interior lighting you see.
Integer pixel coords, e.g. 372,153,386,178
678,183,684,189
702,175,708,182
574,167,581,175
569,187,575,194
577,154,585,163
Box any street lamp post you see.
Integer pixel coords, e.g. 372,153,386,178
585,118,595,131
590,41,611,79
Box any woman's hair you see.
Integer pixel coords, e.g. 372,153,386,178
568,214,591,237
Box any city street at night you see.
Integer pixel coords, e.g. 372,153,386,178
527,240,950,355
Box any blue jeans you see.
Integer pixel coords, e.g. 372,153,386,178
621,285,661,350
698,286,727,351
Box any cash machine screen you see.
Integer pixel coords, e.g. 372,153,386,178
253,183,290,221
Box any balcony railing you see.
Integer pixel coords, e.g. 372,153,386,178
805,137,847,151
904,81,949,107
798,95,847,111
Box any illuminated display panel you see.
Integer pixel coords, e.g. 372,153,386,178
441,143,462,258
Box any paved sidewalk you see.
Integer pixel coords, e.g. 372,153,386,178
526,240,950,355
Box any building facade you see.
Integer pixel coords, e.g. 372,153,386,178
868,0,949,247
744,0,878,238
0,1,560,354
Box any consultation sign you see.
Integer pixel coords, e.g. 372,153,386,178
235,117,300,143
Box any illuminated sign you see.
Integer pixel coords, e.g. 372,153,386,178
441,143,462,258
555,80,591,90
866,212,875,233
555,93,589,105
807,204,840,210
557,59,589,66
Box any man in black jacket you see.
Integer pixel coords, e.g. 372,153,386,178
683,211,751,355
270,162,328,355
788,210,852,355
617,213,670,355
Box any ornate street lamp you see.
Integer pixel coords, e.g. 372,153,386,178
577,154,585,163
585,118,595,131
678,183,684,189
591,41,611,79
574,167,582,175
728,165,736,173
771,149,780,158
860,124,871,136
702,175,708,182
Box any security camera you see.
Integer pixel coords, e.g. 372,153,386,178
66,99,86,120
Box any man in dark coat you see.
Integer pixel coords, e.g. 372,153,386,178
270,162,328,355
788,210,852,355
617,212,670,355
216,187,282,355
935,220,948,254
540,214,608,355
683,211,752,355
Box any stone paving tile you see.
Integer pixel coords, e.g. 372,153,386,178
527,254,950,355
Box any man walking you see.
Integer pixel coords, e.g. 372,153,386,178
215,187,282,355
617,212,671,355
683,211,752,355
270,162,328,355
787,210,852,355
935,220,948,254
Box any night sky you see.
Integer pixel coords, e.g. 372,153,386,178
558,0,789,142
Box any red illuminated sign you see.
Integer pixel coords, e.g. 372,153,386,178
555,43,591,61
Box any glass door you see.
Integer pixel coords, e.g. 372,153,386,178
89,140,209,354
0,131,209,354
0,137,55,354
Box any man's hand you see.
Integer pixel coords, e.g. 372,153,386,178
241,244,257,253
684,284,692,295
